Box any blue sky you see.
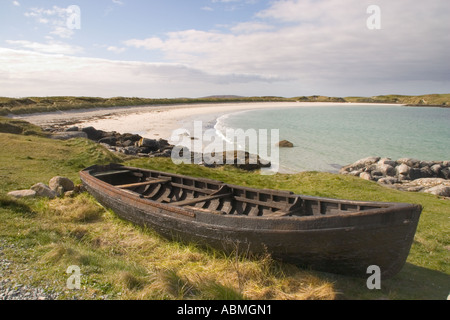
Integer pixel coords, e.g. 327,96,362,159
1,0,449,98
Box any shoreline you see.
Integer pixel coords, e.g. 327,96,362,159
11,101,402,141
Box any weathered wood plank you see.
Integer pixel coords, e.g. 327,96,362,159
171,193,232,206
117,178,170,189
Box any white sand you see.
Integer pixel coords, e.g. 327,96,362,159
13,102,356,141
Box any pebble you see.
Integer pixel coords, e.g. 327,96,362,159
0,239,61,300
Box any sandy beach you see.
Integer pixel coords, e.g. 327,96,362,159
13,101,354,141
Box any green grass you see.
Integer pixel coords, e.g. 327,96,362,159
0,94,448,116
0,124,449,300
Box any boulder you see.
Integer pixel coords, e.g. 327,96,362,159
377,163,396,177
64,126,79,132
31,183,56,199
7,190,36,199
397,158,420,168
51,131,88,140
359,172,372,181
277,140,294,148
396,163,410,176
430,164,442,174
378,158,396,167
424,185,450,197
377,177,399,185
81,127,104,141
341,156,380,172
137,138,160,151
49,176,75,193
98,136,117,146
440,167,450,179
409,168,423,180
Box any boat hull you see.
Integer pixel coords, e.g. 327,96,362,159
80,164,422,279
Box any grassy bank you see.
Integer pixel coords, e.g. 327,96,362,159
0,94,448,116
0,120,448,300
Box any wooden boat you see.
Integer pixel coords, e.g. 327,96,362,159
80,163,422,279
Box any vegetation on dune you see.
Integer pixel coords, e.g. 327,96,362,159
0,117,448,300
0,94,448,116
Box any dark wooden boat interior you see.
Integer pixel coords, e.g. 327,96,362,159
92,166,392,218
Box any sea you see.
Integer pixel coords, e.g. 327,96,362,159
211,104,450,173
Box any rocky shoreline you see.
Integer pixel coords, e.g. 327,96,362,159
340,157,450,197
49,126,271,171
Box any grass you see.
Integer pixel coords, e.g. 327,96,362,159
0,120,449,300
0,94,448,116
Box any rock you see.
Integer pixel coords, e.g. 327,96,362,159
277,140,294,148
430,164,442,174
340,156,380,173
397,158,420,168
440,167,450,179
378,158,396,167
98,136,117,146
49,176,74,193
121,140,134,147
424,185,450,197
378,177,399,185
81,127,104,141
409,168,423,180
64,126,79,132
31,183,56,199
121,133,142,143
396,163,410,176
420,166,434,178
377,163,396,177
7,190,36,199
50,132,88,140
122,146,139,155
137,138,160,151
359,172,372,180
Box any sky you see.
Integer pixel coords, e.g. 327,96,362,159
1,0,449,98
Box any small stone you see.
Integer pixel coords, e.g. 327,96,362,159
7,190,36,199
31,183,56,199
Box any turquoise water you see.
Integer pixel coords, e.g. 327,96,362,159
215,105,450,173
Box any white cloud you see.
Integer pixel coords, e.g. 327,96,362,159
12,1,20,6
124,0,450,94
5,40,84,55
107,46,127,54
0,48,276,98
230,22,274,33
24,6,76,39
3,0,449,98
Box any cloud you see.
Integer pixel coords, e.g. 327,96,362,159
12,1,20,6
0,48,277,98
124,0,450,94
5,40,84,55
107,46,127,54
24,5,77,39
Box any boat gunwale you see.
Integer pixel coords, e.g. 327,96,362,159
79,165,421,222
